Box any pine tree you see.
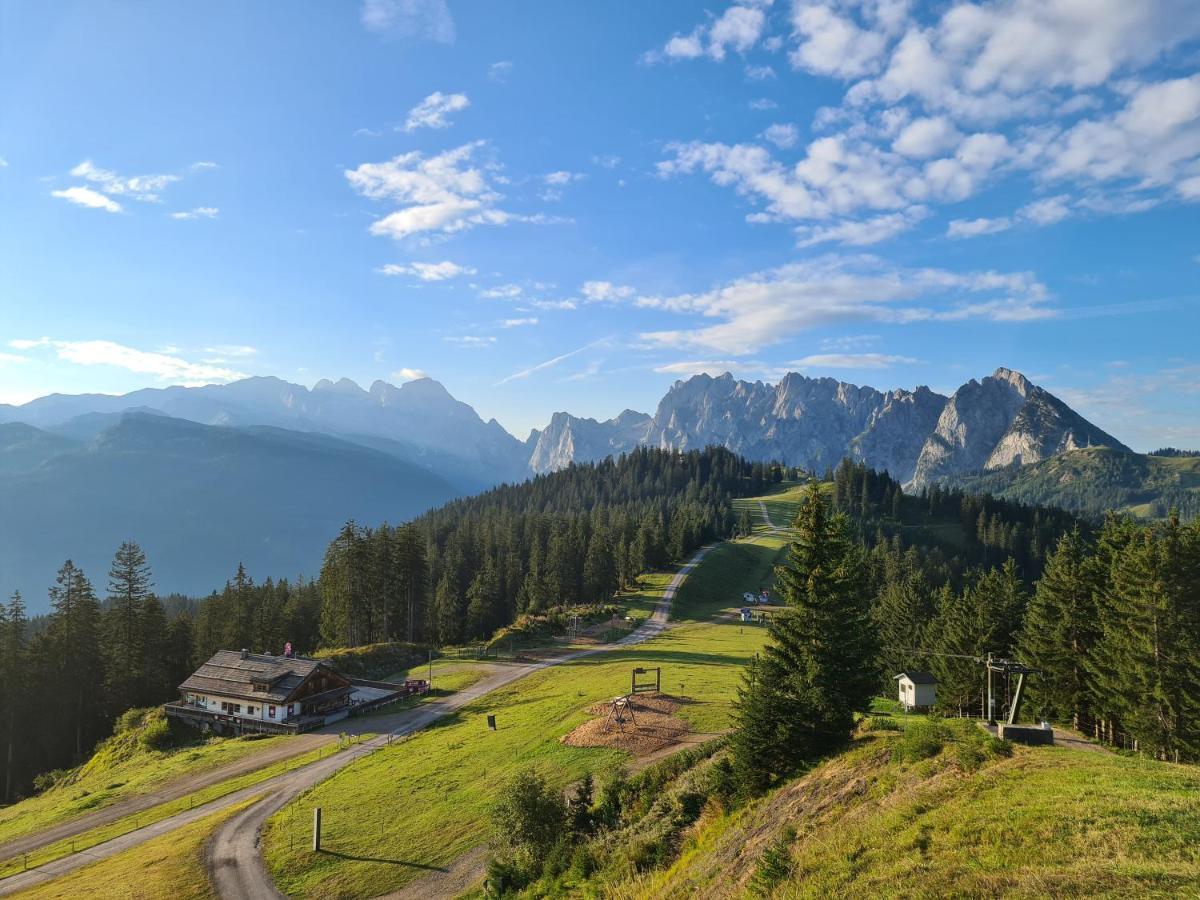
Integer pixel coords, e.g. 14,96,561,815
582,528,617,604
45,561,105,761
433,573,464,645
731,483,878,791
104,541,154,716
873,565,934,688
1,592,27,802
1019,528,1099,728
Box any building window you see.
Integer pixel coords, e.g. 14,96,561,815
269,705,276,718
287,704,295,717
248,706,256,716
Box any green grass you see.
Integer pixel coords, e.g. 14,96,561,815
604,724,1200,899
261,529,790,898
9,797,259,900
0,741,342,878
0,715,304,849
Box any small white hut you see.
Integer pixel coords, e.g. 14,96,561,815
894,671,936,710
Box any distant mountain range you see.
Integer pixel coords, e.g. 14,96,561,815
0,366,1171,609
527,367,1128,489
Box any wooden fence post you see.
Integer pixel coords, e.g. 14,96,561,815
313,807,322,852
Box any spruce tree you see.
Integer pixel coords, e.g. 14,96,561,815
1,592,27,802
731,483,878,791
1019,528,1099,728
104,541,154,716
45,561,105,761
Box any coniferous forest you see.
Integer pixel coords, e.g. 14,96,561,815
3,448,1199,804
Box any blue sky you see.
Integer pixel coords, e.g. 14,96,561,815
0,0,1198,449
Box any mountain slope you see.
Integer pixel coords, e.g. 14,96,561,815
525,368,1127,493
0,413,459,610
947,447,1200,519
0,376,530,488
0,422,80,475
909,367,1130,489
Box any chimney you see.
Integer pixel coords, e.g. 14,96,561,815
241,648,249,660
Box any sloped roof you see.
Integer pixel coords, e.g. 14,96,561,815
180,651,340,703
894,671,937,685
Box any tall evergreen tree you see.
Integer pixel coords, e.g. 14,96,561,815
1,592,28,802
731,483,878,791
103,541,154,716
1019,528,1099,728
44,561,105,761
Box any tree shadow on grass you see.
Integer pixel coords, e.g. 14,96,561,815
319,849,448,871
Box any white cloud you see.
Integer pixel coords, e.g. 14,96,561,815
403,91,470,131
51,186,122,213
795,207,926,246
648,2,771,64
9,337,50,350
1019,194,1072,225
653,360,744,377
947,216,1012,238
581,280,635,302
749,97,779,110
636,256,1052,354
709,4,770,60
1039,75,1200,197
24,339,246,385
361,0,455,43
346,142,513,240
170,206,219,220
502,317,539,328
479,283,523,299
891,116,960,158
0,352,28,364
791,352,919,369
789,3,889,78
0,157,8,167
529,298,579,311
445,335,497,348
70,160,179,202
392,367,429,381
203,344,258,358
378,260,476,281
592,154,621,169
544,170,582,186
190,161,218,172
488,60,513,82
762,123,799,149
745,64,776,81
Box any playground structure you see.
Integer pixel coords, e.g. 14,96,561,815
631,666,661,694
603,695,639,732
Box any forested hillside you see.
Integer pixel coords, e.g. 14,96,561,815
947,447,1200,521
318,447,770,648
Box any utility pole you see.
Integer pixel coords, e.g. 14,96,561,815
986,652,995,724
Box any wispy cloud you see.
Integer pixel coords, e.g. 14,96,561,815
403,91,470,131
171,206,219,220
495,337,613,385
790,353,920,369
361,0,455,43
16,338,246,385
488,60,513,82
392,367,429,381
636,256,1053,355
51,186,122,213
502,317,539,328
445,335,497,348
377,260,476,281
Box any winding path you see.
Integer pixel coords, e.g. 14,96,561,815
0,544,715,899
207,543,713,899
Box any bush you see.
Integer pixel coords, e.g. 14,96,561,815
33,768,71,794
752,826,797,896
115,707,147,734
865,715,900,732
893,719,947,763
139,715,174,752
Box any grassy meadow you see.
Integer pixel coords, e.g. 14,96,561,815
260,531,790,898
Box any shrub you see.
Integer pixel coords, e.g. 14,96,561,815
115,707,147,734
139,715,174,752
865,715,900,732
752,826,796,895
33,768,71,794
893,719,947,763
